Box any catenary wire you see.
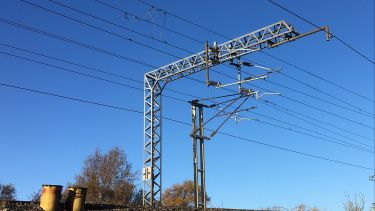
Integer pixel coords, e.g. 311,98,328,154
4,41,372,146
20,0,180,59
0,17,157,68
0,81,372,171
4,14,370,128
89,0,374,116
133,0,374,103
1,47,371,152
265,0,375,64
46,0,194,54
1,15,372,143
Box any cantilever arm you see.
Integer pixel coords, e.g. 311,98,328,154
270,25,330,48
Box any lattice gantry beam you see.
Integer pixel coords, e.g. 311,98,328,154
145,20,295,84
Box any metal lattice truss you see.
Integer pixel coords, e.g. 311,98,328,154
145,20,296,84
143,20,328,207
143,77,163,207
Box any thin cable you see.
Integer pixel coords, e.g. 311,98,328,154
3,42,373,148
279,71,373,116
2,12,373,141
94,0,204,44
46,0,194,54
0,42,203,100
257,99,373,147
0,17,157,68
4,47,369,152
209,101,373,153
21,0,179,59
209,97,249,138
219,68,374,129
96,0,373,116
133,0,374,103
0,51,186,104
134,0,232,40
265,0,375,64
192,95,243,134
3,13,369,123
256,119,373,154
240,59,374,117
282,94,373,130
263,74,374,118
249,111,373,149
261,49,374,103
1,81,371,171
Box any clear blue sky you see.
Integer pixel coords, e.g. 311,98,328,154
0,0,374,210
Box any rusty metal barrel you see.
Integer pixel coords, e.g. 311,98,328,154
40,184,62,211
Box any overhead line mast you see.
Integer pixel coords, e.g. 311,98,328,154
143,20,330,207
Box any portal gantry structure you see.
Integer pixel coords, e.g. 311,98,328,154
143,20,329,207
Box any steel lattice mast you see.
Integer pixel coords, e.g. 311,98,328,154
142,20,329,207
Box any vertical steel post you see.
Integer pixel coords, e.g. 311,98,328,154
237,58,242,92
199,106,206,209
192,104,199,208
205,41,210,86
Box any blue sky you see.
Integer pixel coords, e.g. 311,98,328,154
0,0,374,210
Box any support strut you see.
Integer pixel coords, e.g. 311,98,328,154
191,102,207,209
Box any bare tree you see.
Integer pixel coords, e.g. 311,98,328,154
344,194,365,211
131,189,143,206
163,180,210,207
0,183,16,201
29,189,41,202
75,147,136,205
291,204,320,211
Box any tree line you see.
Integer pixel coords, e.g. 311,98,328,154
0,147,366,210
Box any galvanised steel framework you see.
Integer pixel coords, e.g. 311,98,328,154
143,20,329,207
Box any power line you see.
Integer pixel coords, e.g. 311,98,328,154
46,0,194,54
5,13,368,128
134,0,231,41
0,51,185,104
207,101,372,153
133,0,374,103
241,58,374,117
282,94,373,129
1,43,372,156
3,42,371,150
256,99,373,146
249,110,373,149
278,72,374,117
94,0,204,44
255,119,373,153
93,0,374,119
0,81,372,171
206,66,373,129
265,0,375,65
2,12,372,140
261,51,374,103
21,0,179,59
206,97,373,152
264,75,373,118
0,17,157,68
56,0,374,117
